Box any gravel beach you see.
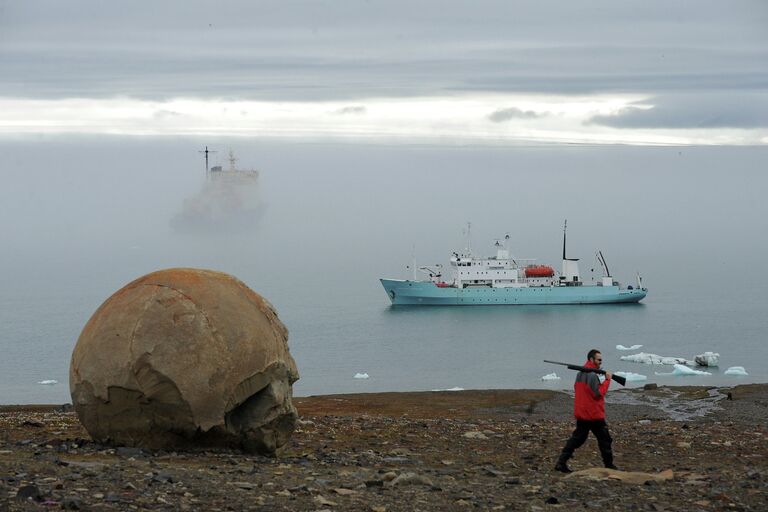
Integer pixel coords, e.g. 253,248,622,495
1,384,766,511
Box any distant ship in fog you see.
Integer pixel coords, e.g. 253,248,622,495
170,147,263,234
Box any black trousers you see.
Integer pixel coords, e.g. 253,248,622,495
559,419,613,466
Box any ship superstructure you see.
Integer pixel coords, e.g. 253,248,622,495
209,149,259,181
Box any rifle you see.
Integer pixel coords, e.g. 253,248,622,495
543,360,627,386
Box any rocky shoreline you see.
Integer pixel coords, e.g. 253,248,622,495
1,384,766,511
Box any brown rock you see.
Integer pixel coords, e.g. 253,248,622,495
565,467,674,485
70,268,299,455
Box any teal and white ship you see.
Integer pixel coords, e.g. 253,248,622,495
380,222,647,306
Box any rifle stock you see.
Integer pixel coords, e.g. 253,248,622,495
543,360,627,386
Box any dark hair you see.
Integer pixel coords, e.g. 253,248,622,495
587,349,601,360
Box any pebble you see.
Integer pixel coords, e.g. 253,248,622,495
462,431,489,439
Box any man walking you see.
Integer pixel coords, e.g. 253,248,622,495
554,349,618,473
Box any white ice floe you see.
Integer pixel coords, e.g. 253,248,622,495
616,344,643,351
614,371,647,381
353,373,369,379
431,387,465,392
694,352,720,367
37,380,58,385
620,352,692,366
724,366,749,376
541,372,561,381
654,364,711,377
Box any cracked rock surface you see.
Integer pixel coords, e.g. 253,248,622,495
69,268,299,455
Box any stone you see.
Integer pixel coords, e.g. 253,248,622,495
386,472,433,487
15,484,42,501
232,482,258,490
565,468,674,485
314,495,338,506
61,497,83,510
70,268,299,456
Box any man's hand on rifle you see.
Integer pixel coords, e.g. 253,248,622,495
604,371,613,381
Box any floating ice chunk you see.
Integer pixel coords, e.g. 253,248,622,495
37,380,58,385
614,371,647,381
431,387,465,392
620,352,692,365
541,372,561,381
353,373,369,379
655,364,711,376
694,352,720,367
616,344,643,351
724,366,748,376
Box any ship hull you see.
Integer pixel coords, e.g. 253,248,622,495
380,279,646,306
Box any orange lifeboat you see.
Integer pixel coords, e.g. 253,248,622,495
435,282,453,288
525,265,555,278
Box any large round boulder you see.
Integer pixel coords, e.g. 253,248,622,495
70,268,299,455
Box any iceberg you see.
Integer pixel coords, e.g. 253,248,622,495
614,371,647,381
620,352,692,365
37,380,58,385
616,344,643,351
694,352,720,367
353,373,370,379
654,364,711,377
431,387,465,392
724,366,748,376
541,372,561,381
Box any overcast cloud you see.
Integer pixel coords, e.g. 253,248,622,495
1,0,766,143
588,92,768,129
488,107,547,122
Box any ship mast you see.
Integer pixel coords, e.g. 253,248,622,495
562,219,578,261
198,146,218,178
465,221,472,256
562,219,567,260
561,219,581,285
228,148,237,171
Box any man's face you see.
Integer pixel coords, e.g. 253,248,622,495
591,353,603,368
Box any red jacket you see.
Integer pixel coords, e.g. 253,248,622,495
573,360,611,421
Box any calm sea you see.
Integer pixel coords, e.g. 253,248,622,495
1,137,766,404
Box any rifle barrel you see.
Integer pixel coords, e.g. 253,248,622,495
543,359,626,386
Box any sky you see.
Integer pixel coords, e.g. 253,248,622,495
1,0,767,145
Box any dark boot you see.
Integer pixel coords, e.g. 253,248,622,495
554,453,572,473
601,450,617,470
